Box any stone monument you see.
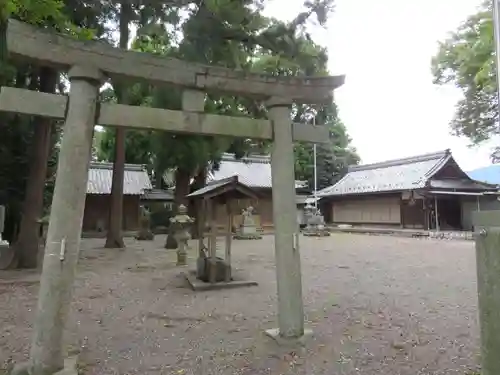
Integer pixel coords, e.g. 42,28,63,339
234,206,262,240
196,244,228,283
302,203,330,237
170,204,194,266
136,206,154,241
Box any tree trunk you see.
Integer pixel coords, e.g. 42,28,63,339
189,167,207,239
14,67,58,268
0,15,7,87
165,168,191,249
104,127,126,248
104,1,130,249
154,166,163,189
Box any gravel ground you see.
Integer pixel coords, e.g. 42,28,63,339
0,234,480,374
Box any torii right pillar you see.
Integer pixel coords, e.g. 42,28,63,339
265,97,309,344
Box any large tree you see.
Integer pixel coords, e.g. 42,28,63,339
98,0,339,246
0,0,100,268
98,0,358,204
432,1,497,153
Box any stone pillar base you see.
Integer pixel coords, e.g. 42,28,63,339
12,356,78,375
176,251,187,266
264,328,313,347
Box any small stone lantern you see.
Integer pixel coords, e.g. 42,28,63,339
303,203,330,237
169,204,194,266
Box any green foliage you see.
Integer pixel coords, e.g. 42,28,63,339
97,128,154,166
95,0,358,193
431,1,497,146
293,104,360,190
0,0,104,244
149,204,174,229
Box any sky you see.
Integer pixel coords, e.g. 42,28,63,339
264,0,494,171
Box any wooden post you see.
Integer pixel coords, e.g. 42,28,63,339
434,196,440,232
473,210,500,375
225,200,232,282
197,199,205,256
207,199,217,283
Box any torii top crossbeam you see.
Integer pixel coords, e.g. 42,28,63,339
7,19,344,103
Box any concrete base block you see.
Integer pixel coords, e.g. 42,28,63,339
11,357,78,375
303,231,330,237
264,328,313,347
233,233,263,240
184,270,258,291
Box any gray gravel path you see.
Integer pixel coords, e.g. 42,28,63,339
0,234,480,374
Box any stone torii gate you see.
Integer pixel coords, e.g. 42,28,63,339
3,20,344,375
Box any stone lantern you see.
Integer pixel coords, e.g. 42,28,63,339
169,204,194,266
303,203,330,237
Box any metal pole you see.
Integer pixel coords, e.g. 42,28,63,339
493,0,500,181
312,115,318,208
494,0,500,116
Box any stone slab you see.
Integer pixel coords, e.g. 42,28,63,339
0,271,40,285
0,87,331,144
327,226,475,241
264,328,314,347
473,210,500,228
8,19,344,102
11,356,78,375
183,270,258,291
303,231,330,237
233,233,263,240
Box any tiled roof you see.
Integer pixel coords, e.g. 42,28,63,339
187,175,257,199
318,150,451,197
187,176,237,198
210,153,305,189
429,179,496,191
87,162,152,195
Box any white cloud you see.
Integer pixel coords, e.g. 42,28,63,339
265,0,492,171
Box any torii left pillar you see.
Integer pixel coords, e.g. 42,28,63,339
13,66,103,375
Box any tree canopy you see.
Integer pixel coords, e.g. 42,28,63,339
431,1,497,149
96,0,359,200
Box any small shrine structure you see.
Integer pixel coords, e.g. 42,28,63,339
185,175,259,291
